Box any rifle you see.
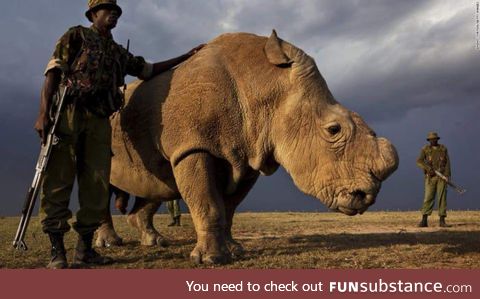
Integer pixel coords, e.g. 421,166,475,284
434,170,467,195
13,86,69,251
123,39,129,95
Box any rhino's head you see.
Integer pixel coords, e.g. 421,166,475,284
266,31,398,215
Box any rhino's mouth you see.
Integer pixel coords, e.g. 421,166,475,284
332,189,377,216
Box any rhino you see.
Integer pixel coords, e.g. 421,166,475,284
95,30,398,264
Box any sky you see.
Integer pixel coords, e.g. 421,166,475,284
0,0,479,216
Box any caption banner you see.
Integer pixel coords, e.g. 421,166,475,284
0,269,478,299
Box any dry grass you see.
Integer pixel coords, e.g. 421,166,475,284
1,211,479,269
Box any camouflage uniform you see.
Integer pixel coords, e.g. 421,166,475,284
39,24,152,235
166,199,181,226
416,139,451,217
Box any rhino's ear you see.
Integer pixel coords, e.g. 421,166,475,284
265,29,293,67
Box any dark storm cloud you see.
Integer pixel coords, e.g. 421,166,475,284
330,3,480,122
337,51,480,123
222,0,430,42
0,1,479,215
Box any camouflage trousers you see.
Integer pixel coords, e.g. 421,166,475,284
166,199,181,218
420,176,447,217
39,103,111,235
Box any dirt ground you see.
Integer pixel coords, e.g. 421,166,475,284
1,211,479,269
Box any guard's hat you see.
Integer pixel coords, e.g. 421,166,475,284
426,132,440,141
85,0,122,22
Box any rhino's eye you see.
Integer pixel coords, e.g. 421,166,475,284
327,124,341,135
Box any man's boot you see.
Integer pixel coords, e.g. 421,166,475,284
72,232,113,267
418,215,428,227
168,217,176,227
439,216,449,227
175,215,181,226
47,232,68,269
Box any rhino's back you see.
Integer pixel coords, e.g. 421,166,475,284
111,32,286,198
110,74,179,200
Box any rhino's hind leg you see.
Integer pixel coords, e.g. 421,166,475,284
127,197,168,247
95,191,123,247
224,174,259,258
96,218,123,247
173,152,230,265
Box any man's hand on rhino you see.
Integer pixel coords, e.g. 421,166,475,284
186,44,206,57
149,44,206,78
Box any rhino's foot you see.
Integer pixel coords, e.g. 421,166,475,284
191,246,231,265
141,229,169,247
190,235,231,265
226,237,244,259
95,226,123,248
128,213,168,247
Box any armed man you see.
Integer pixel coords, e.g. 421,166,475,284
167,199,181,227
34,0,204,268
416,132,451,228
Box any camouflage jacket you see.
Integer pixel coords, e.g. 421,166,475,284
416,144,451,177
45,25,152,117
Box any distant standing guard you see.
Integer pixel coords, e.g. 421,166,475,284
34,0,203,268
167,199,181,227
416,132,451,227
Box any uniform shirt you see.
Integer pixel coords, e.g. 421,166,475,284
44,25,153,116
416,144,451,177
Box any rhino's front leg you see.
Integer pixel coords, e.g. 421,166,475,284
224,174,259,258
173,152,230,265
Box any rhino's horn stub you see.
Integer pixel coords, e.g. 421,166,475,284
265,29,293,66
